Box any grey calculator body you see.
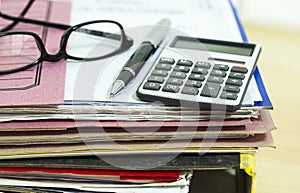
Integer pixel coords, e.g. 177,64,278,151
137,36,261,111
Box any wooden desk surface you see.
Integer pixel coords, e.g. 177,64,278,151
244,24,300,193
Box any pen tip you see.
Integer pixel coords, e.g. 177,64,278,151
109,92,115,98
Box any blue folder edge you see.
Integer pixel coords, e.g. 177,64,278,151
229,0,273,109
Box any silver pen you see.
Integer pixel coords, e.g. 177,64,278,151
109,18,171,97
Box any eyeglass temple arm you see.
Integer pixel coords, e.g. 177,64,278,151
0,12,70,31
75,28,133,43
0,0,35,31
0,12,133,44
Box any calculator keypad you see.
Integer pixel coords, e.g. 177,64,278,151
142,57,249,103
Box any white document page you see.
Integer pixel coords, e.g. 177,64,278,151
64,0,262,106
70,0,242,41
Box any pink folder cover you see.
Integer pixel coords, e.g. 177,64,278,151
0,0,70,106
0,115,251,130
0,110,269,127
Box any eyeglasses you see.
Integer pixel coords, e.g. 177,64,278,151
0,0,133,75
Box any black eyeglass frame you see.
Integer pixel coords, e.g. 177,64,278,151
0,2,133,75
0,20,133,75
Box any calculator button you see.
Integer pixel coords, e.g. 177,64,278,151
177,59,193,66
166,78,184,86
152,69,168,77
159,57,175,64
213,64,229,71
170,71,186,79
231,66,248,73
173,65,190,73
210,70,227,77
143,82,161,90
229,72,245,80
185,80,202,88
207,76,224,84
192,67,209,75
226,78,243,86
223,85,240,93
201,83,221,98
156,63,172,71
195,61,211,69
189,74,205,81
220,92,238,100
162,84,180,93
148,76,165,84
182,87,199,95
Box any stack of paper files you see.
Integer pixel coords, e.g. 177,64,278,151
0,0,276,193
0,153,254,193
0,110,274,158
0,167,192,193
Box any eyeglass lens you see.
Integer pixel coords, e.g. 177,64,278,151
66,22,123,59
0,34,41,72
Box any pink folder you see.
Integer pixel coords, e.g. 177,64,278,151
0,0,70,106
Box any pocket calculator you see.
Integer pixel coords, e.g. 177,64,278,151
136,36,261,111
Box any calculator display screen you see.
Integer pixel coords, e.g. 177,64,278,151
172,38,254,56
